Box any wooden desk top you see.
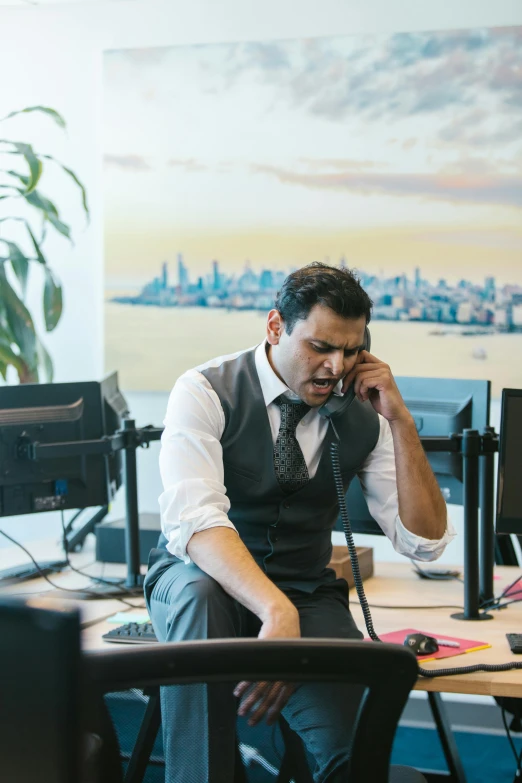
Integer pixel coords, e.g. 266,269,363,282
0,547,146,628
84,561,522,698
2,551,521,698
348,562,522,698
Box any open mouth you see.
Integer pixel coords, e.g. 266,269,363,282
311,378,337,393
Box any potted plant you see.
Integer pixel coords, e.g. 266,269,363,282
0,106,89,383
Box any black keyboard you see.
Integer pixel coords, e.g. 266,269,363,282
0,560,68,585
103,621,158,644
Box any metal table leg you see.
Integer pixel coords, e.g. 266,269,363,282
124,688,162,783
427,692,467,783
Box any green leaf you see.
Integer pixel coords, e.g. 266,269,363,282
0,325,36,383
0,310,14,344
0,266,37,371
24,190,72,242
36,336,53,382
26,223,47,265
0,340,25,377
43,267,63,332
1,106,66,129
0,168,30,186
25,189,58,216
0,240,30,298
43,155,89,221
0,217,26,225
9,142,42,194
0,218,51,261
47,213,72,241
0,321,13,342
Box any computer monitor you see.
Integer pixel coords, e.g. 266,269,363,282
496,388,522,536
338,376,491,535
100,372,130,499
0,372,127,517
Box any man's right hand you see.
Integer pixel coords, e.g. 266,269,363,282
235,604,300,726
186,529,301,726
258,603,301,641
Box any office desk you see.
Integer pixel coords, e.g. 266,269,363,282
78,561,522,698
1,552,520,695
5,557,519,783
0,545,146,628
81,561,522,783
347,562,522,698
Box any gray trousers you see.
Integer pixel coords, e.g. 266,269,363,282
145,560,364,783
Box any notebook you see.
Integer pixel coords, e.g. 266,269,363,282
368,628,491,662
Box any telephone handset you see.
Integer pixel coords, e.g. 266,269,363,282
318,325,371,419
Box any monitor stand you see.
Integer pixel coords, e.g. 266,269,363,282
22,418,162,601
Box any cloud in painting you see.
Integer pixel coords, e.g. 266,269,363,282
242,41,291,72
114,47,170,67
253,163,522,207
167,158,208,172
488,48,522,107
414,229,522,251
386,29,491,68
222,27,522,152
297,157,381,171
104,154,151,171
466,120,522,149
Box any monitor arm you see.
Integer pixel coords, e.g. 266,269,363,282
17,419,163,594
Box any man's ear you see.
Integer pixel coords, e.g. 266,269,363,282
266,309,284,345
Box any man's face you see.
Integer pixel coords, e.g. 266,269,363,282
266,304,367,407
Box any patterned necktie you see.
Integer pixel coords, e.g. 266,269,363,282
273,395,311,493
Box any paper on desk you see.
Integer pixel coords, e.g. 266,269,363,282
106,612,150,624
369,628,491,662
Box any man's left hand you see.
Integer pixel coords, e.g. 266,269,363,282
234,680,295,726
342,350,410,423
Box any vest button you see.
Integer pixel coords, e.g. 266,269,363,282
283,502,290,509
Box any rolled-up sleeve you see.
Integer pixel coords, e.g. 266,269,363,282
357,415,457,561
158,371,238,562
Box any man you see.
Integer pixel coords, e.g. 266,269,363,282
144,262,455,782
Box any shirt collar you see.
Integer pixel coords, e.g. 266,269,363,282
254,341,343,408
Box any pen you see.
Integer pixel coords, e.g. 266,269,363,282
435,638,460,648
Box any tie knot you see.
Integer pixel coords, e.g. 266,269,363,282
275,395,310,432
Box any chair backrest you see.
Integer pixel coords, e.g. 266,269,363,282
85,637,419,782
0,598,82,783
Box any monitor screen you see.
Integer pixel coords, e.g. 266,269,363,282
338,376,491,535
0,373,127,517
496,389,522,535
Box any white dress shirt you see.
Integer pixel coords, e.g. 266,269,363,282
159,342,456,564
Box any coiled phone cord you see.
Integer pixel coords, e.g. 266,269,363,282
330,439,522,679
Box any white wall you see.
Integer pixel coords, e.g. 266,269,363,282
0,0,520,558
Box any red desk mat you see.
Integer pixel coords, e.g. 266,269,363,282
367,628,491,662
505,580,522,600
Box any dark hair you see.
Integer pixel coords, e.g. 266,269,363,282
274,262,373,334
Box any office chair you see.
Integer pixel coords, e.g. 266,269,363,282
85,637,427,782
0,597,425,782
0,598,122,783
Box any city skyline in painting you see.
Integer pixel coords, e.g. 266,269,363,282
104,25,522,391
